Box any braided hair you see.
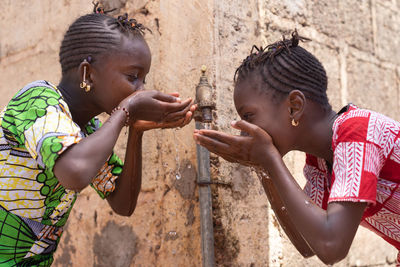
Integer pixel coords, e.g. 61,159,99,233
59,2,149,74
235,30,330,110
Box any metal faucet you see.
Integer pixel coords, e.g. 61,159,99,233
194,65,215,123
194,65,215,267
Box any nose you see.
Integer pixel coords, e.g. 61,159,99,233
137,83,145,91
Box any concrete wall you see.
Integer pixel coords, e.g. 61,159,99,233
1,0,399,266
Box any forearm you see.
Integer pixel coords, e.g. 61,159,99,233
54,110,126,190
260,176,314,258
107,126,143,216
262,153,362,264
193,122,364,264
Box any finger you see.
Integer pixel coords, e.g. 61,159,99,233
197,130,241,145
216,153,239,163
194,133,231,155
163,112,191,129
165,102,193,122
168,92,180,98
181,111,192,126
160,119,185,129
154,92,182,103
190,104,197,112
231,120,259,136
162,99,193,120
161,98,192,112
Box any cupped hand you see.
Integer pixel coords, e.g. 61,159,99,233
133,103,196,131
119,90,193,123
193,120,280,167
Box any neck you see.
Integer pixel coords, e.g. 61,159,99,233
296,109,338,164
57,77,101,128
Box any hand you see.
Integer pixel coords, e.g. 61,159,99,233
193,120,279,167
133,104,197,131
119,90,193,123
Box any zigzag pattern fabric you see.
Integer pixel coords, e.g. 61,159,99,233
0,81,123,266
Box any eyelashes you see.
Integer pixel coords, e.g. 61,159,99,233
243,113,253,121
127,74,146,85
127,74,138,82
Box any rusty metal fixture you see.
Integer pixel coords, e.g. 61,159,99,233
194,65,216,123
194,65,216,267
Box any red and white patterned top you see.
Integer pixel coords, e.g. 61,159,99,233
303,104,400,251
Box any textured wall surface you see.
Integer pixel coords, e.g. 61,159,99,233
1,0,400,266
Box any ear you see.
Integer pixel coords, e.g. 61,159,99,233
77,60,94,87
287,90,306,122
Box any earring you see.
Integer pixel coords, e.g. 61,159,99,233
80,61,91,92
291,118,299,127
79,80,87,90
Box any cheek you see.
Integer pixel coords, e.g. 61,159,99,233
254,115,282,141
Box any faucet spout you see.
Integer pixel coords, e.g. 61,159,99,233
194,65,215,123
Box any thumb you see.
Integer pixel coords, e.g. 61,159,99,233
231,120,258,136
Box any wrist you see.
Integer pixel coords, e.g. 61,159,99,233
260,146,282,170
111,106,130,127
119,97,137,123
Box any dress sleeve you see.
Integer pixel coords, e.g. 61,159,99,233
329,113,384,205
303,154,330,209
1,83,83,176
90,152,123,199
84,118,124,199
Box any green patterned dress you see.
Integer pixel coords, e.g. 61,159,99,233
0,80,123,266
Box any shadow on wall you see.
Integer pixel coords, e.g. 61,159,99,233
93,221,138,267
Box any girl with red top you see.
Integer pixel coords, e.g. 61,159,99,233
193,30,400,265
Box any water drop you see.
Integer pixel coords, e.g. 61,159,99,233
168,231,177,236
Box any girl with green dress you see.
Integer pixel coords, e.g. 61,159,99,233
0,6,194,266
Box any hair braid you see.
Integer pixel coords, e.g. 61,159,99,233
235,29,331,109
59,2,150,74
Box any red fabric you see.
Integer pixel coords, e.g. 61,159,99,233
304,104,400,250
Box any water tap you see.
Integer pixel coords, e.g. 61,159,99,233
194,65,216,123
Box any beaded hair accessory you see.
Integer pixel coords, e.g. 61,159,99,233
92,1,116,14
116,13,151,34
92,1,151,34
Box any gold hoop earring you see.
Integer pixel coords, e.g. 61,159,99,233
79,80,87,89
291,118,299,127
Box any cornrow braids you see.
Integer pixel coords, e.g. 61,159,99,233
59,2,150,74
235,30,331,109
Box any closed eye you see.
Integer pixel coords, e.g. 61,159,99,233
243,113,253,121
127,74,139,83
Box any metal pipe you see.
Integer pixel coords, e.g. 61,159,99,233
196,122,215,267
195,66,215,267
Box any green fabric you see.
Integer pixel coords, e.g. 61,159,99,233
0,80,124,265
